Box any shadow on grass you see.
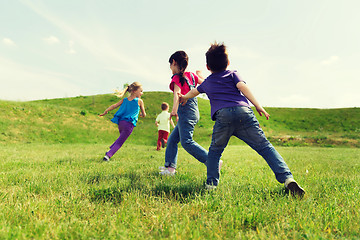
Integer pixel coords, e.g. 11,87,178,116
89,186,127,204
87,169,305,205
237,184,304,200
259,187,289,199
87,170,206,204
87,171,144,204
152,181,206,203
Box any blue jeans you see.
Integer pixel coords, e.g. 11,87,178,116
207,106,293,186
165,98,208,168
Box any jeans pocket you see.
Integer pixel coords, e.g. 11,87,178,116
214,108,232,124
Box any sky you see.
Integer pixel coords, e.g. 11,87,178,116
1,0,359,108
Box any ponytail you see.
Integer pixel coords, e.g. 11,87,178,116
178,71,186,87
114,85,129,98
114,82,142,98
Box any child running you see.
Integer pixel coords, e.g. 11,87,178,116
155,102,175,151
159,51,208,176
99,82,146,161
179,42,305,196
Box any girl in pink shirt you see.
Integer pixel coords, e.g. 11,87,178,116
159,51,208,176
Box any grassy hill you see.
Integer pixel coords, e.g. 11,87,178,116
0,92,359,147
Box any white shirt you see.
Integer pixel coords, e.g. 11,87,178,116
156,111,171,132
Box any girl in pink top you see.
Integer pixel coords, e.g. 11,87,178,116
159,51,208,176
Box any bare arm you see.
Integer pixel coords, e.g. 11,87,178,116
170,118,175,128
99,99,124,116
178,88,200,105
138,99,146,117
236,82,270,120
170,85,181,121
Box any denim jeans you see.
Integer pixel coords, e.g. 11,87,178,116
207,106,293,186
165,97,208,168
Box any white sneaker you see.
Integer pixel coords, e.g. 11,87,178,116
159,169,176,176
205,183,217,190
159,166,166,171
103,155,110,162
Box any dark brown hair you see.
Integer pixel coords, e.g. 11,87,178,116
169,51,188,86
161,102,169,111
206,42,229,72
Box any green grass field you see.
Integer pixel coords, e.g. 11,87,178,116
1,92,359,147
0,92,359,239
0,144,359,239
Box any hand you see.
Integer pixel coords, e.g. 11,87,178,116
99,112,107,116
196,70,205,83
256,107,270,120
170,110,178,122
178,93,188,106
196,70,204,79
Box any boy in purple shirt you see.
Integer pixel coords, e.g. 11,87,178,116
179,42,305,197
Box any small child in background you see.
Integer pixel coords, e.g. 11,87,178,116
155,102,175,151
99,82,146,161
179,42,305,197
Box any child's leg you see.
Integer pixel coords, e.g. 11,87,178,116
234,109,293,183
164,125,180,168
207,125,232,186
107,121,134,158
162,130,169,144
178,120,208,164
156,131,162,150
160,130,169,148
177,113,208,164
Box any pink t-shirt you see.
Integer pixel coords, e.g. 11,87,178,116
169,72,199,95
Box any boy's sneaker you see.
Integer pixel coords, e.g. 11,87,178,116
161,139,165,148
159,169,175,176
205,183,217,191
285,178,305,197
103,155,110,162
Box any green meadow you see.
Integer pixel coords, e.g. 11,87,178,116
0,92,359,239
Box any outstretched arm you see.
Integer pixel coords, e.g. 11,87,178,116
139,99,146,117
236,82,270,120
178,88,200,105
99,99,124,116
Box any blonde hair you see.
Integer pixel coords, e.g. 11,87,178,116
114,82,142,98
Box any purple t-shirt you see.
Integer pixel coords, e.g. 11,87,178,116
197,70,250,120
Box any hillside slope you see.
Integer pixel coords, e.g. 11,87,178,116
0,92,359,147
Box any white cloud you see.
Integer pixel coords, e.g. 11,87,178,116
334,93,360,108
2,38,16,46
275,94,312,108
230,46,263,60
43,35,60,45
0,56,83,101
66,40,76,54
321,56,339,65
20,0,158,83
